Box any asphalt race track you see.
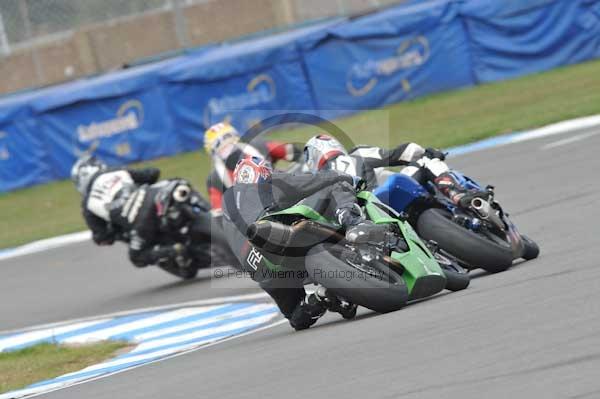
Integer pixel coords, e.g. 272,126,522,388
2,128,600,398
0,245,259,332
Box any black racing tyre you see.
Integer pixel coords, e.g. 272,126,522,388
158,263,199,280
304,243,408,313
521,235,540,260
442,268,470,292
433,251,470,292
417,208,513,273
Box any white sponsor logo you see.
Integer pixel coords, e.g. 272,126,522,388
77,112,139,142
204,74,276,126
76,100,144,143
347,36,430,97
0,131,8,160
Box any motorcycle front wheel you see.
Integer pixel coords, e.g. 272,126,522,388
433,252,470,292
521,235,540,260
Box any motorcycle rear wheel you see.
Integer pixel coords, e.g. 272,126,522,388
417,208,514,273
304,243,408,313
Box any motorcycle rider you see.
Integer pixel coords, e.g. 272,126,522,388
204,122,303,214
71,156,206,269
222,156,374,331
71,155,160,246
303,134,488,207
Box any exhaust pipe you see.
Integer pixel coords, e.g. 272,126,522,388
470,198,504,230
247,221,294,255
247,220,344,256
470,198,491,219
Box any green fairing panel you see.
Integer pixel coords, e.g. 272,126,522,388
359,191,444,292
392,217,444,292
262,204,331,224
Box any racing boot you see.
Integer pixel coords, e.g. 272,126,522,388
433,172,489,208
310,286,358,320
289,295,328,331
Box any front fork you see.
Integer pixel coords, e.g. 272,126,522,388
426,239,469,273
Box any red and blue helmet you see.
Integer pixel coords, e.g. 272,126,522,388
233,156,273,184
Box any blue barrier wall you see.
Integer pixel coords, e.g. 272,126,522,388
462,0,600,82
1,0,599,192
0,92,53,192
301,0,475,118
32,58,188,179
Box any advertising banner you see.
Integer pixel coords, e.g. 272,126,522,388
300,1,475,115
461,0,600,82
30,60,182,178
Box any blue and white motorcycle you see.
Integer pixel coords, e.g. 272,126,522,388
373,164,540,273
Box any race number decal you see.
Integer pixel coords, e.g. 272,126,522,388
331,155,358,176
246,247,263,271
88,171,134,220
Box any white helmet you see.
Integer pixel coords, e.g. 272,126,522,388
71,155,107,194
303,134,348,172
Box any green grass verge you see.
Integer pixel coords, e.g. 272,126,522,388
0,341,130,394
2,59,600,249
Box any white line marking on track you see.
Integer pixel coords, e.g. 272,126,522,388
0,300,284,399
511,115,600,144
540,130,600,150
0,319,111,352
134,303,273,341
0,292,271,336
0,319,287,399
61,305,225,344
446,114,600,157
0,231,90,262
72,314,277,375
131,312,277,353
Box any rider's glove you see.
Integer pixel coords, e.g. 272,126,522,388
336,204,364,228
351,176,367,192
424,147,447,161
173,243,185,255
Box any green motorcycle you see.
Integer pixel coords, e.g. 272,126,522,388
247,190,469,314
